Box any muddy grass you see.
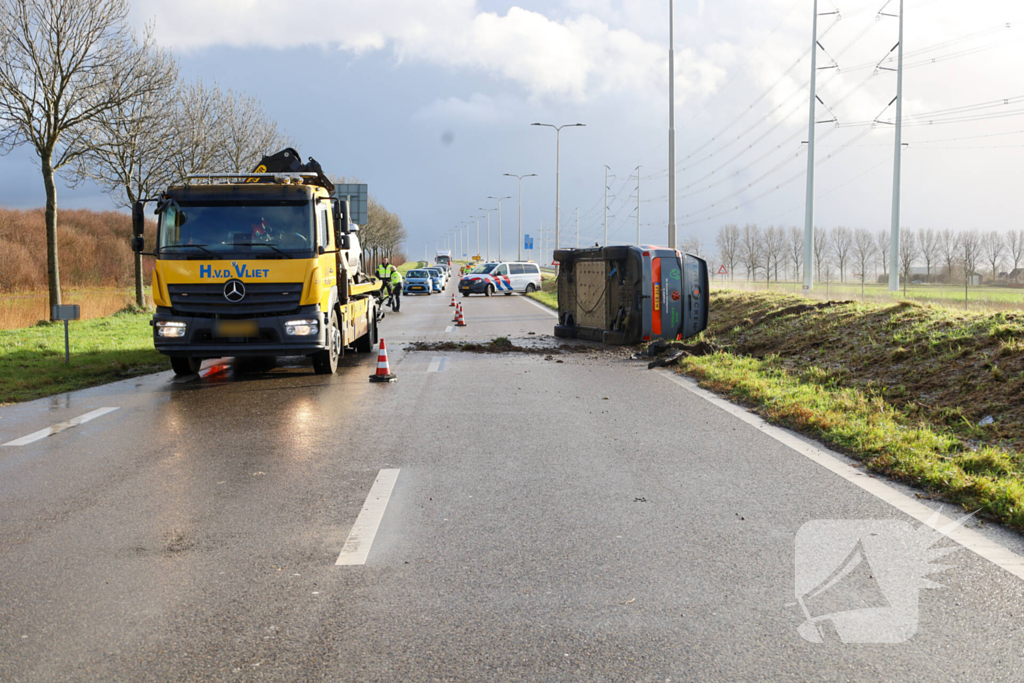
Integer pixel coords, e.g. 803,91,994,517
680,291,1024,530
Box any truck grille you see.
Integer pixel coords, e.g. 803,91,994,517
168,283,304,317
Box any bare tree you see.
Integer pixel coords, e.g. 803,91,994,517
168,78,228,183
740,223,762,282
715,224,740,280
918,227,939,282
898,230,918,296
852,228,876,298
958,229,983,308
762,225,785,288
1007,228,1024,283
982,230,1005,283
787,226,802,281
813,225,830,283
0,0,173,315
876,229,891,281
219,88,291,173
938,228,958,283
830,225,853,282
72,46,177,307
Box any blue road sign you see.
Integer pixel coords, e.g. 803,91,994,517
524,235,533,250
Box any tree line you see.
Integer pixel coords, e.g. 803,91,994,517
713,223,1024,295
0,0,405,316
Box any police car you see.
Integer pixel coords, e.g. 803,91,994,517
458,261,542,296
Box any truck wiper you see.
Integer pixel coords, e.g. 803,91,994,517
232,242,291,259
159,244,219,258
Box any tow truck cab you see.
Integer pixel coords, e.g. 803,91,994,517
135,166,380,376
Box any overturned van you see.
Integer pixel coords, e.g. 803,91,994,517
553,246,709,345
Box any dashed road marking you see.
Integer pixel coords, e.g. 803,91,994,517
427,356,448,372
656,369,1024,582
445,325,454,333
336,469,400,566
2,407,121,447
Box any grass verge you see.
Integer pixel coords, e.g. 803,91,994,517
527,273,557,309
0,309,167,405
678,291,1024,531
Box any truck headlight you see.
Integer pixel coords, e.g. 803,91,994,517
155,321,187,338
284,319,319,336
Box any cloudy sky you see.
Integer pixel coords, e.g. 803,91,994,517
3,0,1022,261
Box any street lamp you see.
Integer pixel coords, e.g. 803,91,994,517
531,122,585,260
487,196,512,261
504,173,537,261
478,208,496,261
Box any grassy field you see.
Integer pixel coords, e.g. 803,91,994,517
0,309,166,405
679,291,1024,531
718,278,1024,311
0,288,152,330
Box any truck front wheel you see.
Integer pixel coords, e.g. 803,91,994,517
312,311,341,374
355,304,377,353
170,357,202,376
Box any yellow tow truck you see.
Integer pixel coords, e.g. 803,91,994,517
131,148,383,375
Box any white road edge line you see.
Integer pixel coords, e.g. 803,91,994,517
522,295,559,318
336,468,400,566
427,356,444,372
656,369,1024,582
2,407,121,447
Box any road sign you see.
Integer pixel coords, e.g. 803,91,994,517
473,255,481,261
51,305,80,365
717,265,728,275
525,235,533,250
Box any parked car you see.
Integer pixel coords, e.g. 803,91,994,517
403,269,436,295
459,261,542,296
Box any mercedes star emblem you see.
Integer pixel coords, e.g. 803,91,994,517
223,279,246,302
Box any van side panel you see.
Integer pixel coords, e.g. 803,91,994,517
651,257,662,337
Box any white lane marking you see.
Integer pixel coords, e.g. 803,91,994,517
522,295,558,318
445,325,454,333
656,369,1024,581
336,468,400,566
427,356,448,372
2,407,121,447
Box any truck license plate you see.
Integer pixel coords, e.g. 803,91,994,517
214,320,259,337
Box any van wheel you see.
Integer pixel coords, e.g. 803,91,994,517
504,292,512,296
312,311,341,374
170,357,202,376
485,284,494,297
525,283,536,294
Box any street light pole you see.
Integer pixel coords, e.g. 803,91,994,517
667,0,677,250
479,209,496,261
531,122,585,259
488,196,512,261
504,173,537,261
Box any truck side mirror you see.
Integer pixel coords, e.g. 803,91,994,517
336,199,351,233
132,201,145,237
131,236,145,253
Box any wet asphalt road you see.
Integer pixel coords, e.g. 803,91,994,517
2,281,1024,682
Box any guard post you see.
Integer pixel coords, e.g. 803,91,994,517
51,305,80,365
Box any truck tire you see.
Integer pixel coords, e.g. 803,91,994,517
602,246,632,261
554,325,576,339
170,357,202,376
312,310,341,374
355,304,377,353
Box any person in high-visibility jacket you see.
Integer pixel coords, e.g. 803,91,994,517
377,258,397,297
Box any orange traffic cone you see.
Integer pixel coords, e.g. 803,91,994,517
450,293,456,307
369,338,397,383
456,304,467,327
453,303,461,322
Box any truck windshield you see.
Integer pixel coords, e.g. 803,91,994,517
158,201,314,257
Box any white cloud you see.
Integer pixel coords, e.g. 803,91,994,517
133,0,724,105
